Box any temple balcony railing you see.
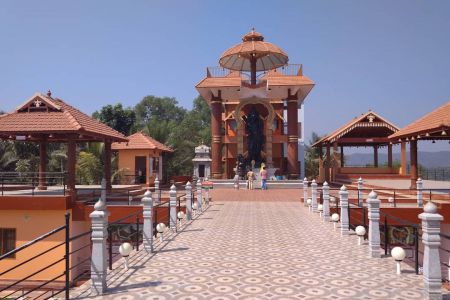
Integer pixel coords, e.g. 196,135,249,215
205,64,303,78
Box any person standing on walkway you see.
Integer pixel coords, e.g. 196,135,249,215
247,169,255,190
260,166,268,190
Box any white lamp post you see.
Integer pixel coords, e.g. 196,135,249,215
307,198,312,212
119,242,133,270
355,225,366,245
192,202,198,217
391,246,406,275
177,211,185,228
156,223,166,243
318,204,323,218
331,213,340,230
388,197,395,207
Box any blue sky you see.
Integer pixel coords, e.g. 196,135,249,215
1,0,449,151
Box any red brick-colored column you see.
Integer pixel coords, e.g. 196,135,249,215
287,99,299,179
410,140,418,188
400,141,407,175
67,139,76,201
37,138,47,190
211,99,222,179
104,140,112,190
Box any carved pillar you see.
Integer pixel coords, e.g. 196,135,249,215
38,138,47,190
104,140,112,190
211,98,222,179
318,146,324,183
410,140,418,189
266,127,273,167
287,99,299,178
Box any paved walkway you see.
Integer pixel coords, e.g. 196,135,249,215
72,190,432,299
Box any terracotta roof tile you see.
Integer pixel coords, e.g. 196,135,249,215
112,132,173,152
389,102,450,139
312,111,399,147
0,93,127,142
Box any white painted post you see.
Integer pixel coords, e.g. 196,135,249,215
90,198,109,295
197,179,203,213
367,190,381,258
185,182,192,221
303,177,308,207
417,178,424,208
311,179,318,212
204,177,209,207
154,177,160,204
339,185,349,235
142,189,153,253
419,202,443,300
169,184,177,231
357,177,363,207
322,181,330,222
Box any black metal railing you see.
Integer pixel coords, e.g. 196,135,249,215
379,211,421,275
0,213,92,299
419,167,450,182
0,171,66,196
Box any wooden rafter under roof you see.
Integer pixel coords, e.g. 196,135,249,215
312,110,400,147
389,102,450,142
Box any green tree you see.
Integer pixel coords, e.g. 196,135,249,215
92,103,136,135
304,132,324,180
0,141,18,171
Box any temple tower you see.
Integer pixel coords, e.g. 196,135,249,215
196,29,314,179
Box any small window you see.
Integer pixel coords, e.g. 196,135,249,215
0,228,16,258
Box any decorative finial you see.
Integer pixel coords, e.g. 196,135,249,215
94,198,106,211
369,190,377,199
424,201,438,213
47,90,52,97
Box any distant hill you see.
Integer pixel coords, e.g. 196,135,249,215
344,151,450,168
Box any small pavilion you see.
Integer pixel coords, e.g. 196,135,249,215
112,132,173,185
389,102,450,188
312,110,401,183
0,91,127,198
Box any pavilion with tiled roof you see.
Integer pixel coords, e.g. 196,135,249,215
389,102,450,187
112,132,173,185
312,110,401,183
0,91,127,195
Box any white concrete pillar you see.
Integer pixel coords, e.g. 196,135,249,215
303,177,308,207
89,198,109,295
419,202,444,300
311,179,318,212
142,189,153,253
417,178,424,208
154,177,160,204
185,182,192,221
357,177,363,207
322,181,330,222
339,185,349,235
169,184,177,231
367,190,381,258
197,179,203,213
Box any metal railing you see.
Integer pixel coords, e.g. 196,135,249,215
0,213,92,299
0,171,66,196
419,167,450,182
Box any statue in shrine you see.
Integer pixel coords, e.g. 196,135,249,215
245,106,265,167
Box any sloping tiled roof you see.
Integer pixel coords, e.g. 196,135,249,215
389,102,450,140
312,111,399,147
112,132,173,152
0,92,127,142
